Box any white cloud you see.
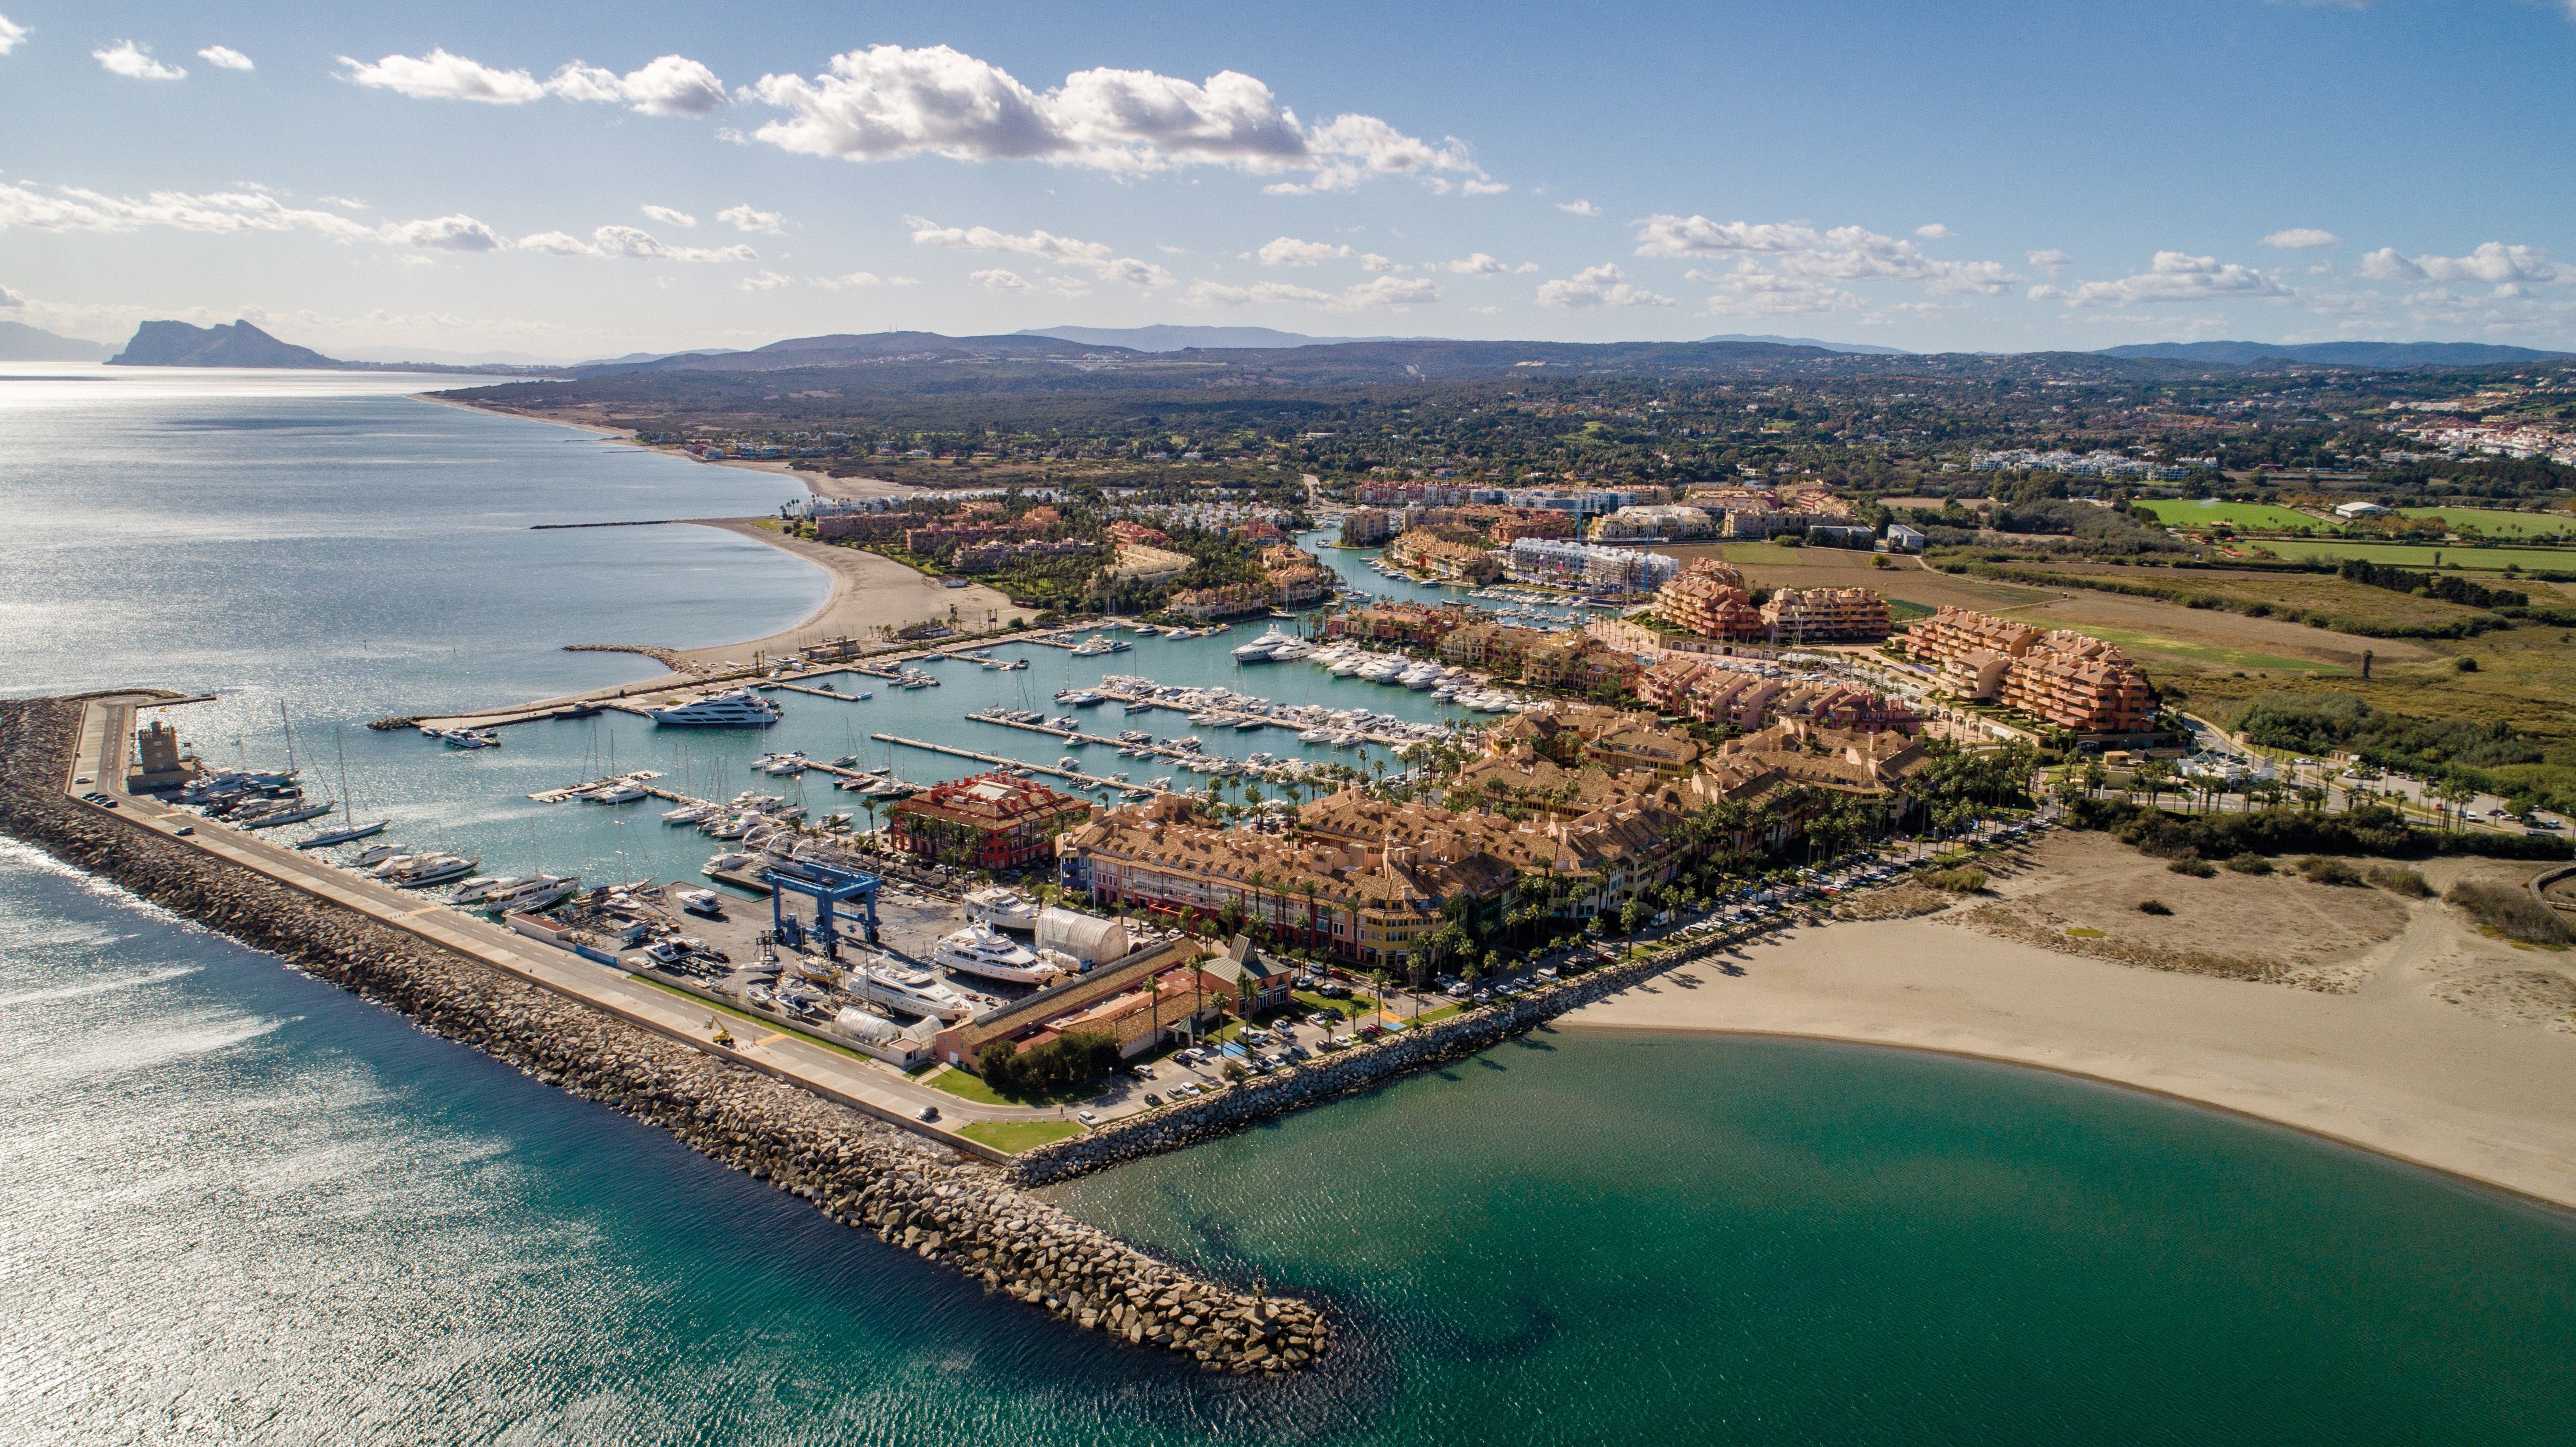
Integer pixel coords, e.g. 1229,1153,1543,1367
2260,227,2341,250
1557,200,1602,217
514,230,600,256
545,55,727,116
338,48,545,103
95,41,184,81
1915,223,1953,239
586,224,755,263
2355,242,2558,285
196,45,253,71
1253,235,1394,270
813,271,880,289
0,285,22,306
640,205,697,228
340,49,725,114
1632,214,2020,297
2032,250,2288,306
0,15,25,57
716,203,785,233
1688,262,1862,318
1461,180,1509,196
970,268,1033,292
740,269,793,291
1536,263,1672,309
0,180,478,249
2026,248,2072,276
908,219,1174,286
383,214,504,252
1189,275,1437,310
747,44,1486,191
1439,253,1516,276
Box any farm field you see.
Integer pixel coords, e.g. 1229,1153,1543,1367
2000,561,2502,636
2131,499,2335,531
2395,506,2576,538
2256,540,2576,572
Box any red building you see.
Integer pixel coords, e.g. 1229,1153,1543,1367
888,772,1093,871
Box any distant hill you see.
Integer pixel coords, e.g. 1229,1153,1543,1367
573,330,1136,378
0,320,116,362
109,320,340,369
1701,332,1911,356
1019,324,1413,353
2099,340,2569,368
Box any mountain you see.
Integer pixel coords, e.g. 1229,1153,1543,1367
108,320,340,369
571,330,1138,378
2099,340,2570,368
1701,332,1912,356
1018,324,1413,353
332,344,566,367
0,320,116,362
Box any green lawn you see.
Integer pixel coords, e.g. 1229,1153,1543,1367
921,1064,1098,1109
1411,1003,1465,1026
2131,499,2335,531
957,1119,1086,1152
1290,989,1371,1019
2396,507,2576,538
2254,540,2576,573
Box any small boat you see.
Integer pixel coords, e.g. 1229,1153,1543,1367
240,801,333,830
1056,688,1106,706
670,887,725,918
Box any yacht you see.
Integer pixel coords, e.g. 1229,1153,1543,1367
931,922,1062,984
846,962,978,1022
1399,662,1444,690
1057,756,1081,771
670,887,725,918
440,729,501,749
347,842,402,869
1231,627,1298,663
755,752,809,776
386,853,479,887
239,801,334,830
662,802,718,825
1298,727,1335,744
1358,656,1409,683
1055,687,1106,706
587,784,647,804
702,814,755,839
702,850,758,877
451,874,533,904
1328,653,1368,677
483,875,578,913
645,691,782,728
1234,716,1265,731
1271,639,1317,660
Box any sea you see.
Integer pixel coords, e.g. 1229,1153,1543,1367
1,366,2570,1445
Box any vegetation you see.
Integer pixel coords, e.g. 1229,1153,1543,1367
2444,881,2571,946
976,1032,1124,1100
2137,899,2173,915
1918,867,1990,894
2066,797,2572,863
957,1120,1087,1152
2297,855,2364,886
2364,864,2433,897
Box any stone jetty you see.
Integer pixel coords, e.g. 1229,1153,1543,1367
0,697,1327,1374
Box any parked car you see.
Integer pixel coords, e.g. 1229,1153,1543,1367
1142,1092,1163,1107
1076,1110,1098,1125
915,1105,940,1122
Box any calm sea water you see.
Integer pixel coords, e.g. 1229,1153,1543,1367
1,369,2571,1445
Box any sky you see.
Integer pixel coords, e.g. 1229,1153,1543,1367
2,0,2573,361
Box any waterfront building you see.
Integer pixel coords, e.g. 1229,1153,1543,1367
1587,504,1717,543
888,772,1093,872
1338,507,1396,546
1904,607,2154,733
1327,601,1486,648
928,934,1216,1067
1655,559,1767,641
1388,528,1504,584
1517,633,1643,695
1488,509,1577,542
1437,621,1552,669
1168,583,1275,620
1759,587,1892,643
1106,520,1174,548
1200,936,1297,1014
1506,538,1680,595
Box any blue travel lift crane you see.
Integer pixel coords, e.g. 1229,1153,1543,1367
767,859,881,958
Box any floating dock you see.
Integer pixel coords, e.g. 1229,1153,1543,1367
870,733,1184,798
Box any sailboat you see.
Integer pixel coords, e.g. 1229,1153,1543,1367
297,728,390,849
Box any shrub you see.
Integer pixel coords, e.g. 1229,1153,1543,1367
2225,853,2275,875
2455,657,2479,673
2446,881,2573,945
2298,855,2364,886
2167,854,2216,878
2138,899,2174,916
2365,864,2433,898
976,1031,1121,1098
1919,868,1990,894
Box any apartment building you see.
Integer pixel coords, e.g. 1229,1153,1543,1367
888,772,1093,871
1327,600,1486,648
1389,528,1505,584
1506,538,1680,595
1654,559,1767,641
1437,621,1553,669
1904,607,2154,733
1337,507,1396,546
1518,633,1644,694
1760,587,1892,643
1903,606,2044,699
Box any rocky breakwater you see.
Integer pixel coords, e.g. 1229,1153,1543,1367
1011,928,1760,1187
0,698,1325,1374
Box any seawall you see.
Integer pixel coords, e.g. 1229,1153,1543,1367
0,697,1327,1374
1010,927,1763,1187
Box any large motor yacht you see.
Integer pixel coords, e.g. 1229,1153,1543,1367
961,887,1041,931
644,690,783,728
1230,627,1299,663
931,923,1063,984
845,962,979,1021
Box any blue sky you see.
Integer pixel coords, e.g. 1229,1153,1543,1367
3,0,2572,360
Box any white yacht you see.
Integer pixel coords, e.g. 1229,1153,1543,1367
670,887,725,918
645,690,783,728
1231,627,1298,663
846,962,978,1022
1399,662,1444,690
587,784,647,804
451,874,531,904
702,850,758,877
755,752,809,776
483,875,579,912
1328,653,1368,677
662,802,718,825
1358,656,1409,683
386,853,479,887
1271,638,1318,660
931,923,1063,984
347,843,402,869
1056,687,1106,706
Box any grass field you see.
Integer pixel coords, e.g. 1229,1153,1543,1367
2256,540,2576,573
957,1120,1084,1152
2131,499,2335,531
2056,623,2347,674
922,1064,1096,1109
2396,507,2576,538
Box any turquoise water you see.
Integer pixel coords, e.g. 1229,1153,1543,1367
3,368,2573,1444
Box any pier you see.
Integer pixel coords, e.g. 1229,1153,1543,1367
871,732,1184,797
960,714,1335,786
1088,688,1429,749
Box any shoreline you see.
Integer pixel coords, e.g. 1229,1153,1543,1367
1560,905,2576,1212
1552,1020,2576,1217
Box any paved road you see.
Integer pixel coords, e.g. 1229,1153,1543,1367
69,698,1073,1153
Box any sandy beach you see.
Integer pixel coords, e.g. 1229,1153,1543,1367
666,519,1033,670
1566,836,2576,1209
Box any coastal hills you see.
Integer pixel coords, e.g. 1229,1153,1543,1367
101,320,554,375
0,319,116,362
